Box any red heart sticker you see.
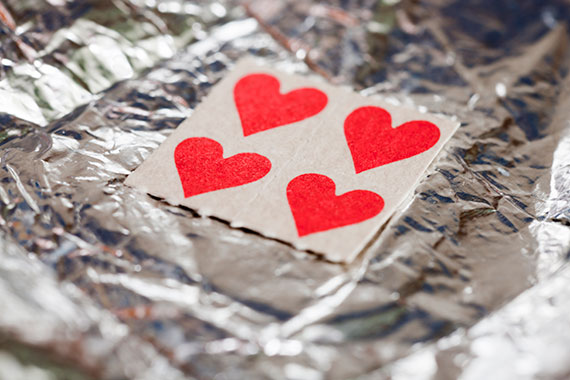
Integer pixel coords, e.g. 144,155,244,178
234,73,328,136
287,173,384,237
344,106,441,173
175,137,271,197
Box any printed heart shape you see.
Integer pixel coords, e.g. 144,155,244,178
234,73,328,136
175,137,271,197
344,106,441,173
287,173,384,237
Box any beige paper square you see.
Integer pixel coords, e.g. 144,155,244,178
126,58,459,263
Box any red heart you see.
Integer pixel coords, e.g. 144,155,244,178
344,106,441,173
175,137,271,197
234,73,328,136
287,173,384,237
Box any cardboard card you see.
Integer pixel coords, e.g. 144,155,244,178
125,58,460,263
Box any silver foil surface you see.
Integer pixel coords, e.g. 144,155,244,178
0,0,569,379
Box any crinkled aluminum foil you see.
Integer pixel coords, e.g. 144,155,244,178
0,0,569,379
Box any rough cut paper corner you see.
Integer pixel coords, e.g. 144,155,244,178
125,58,460,263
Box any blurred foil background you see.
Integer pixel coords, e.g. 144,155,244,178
0,0,569,379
